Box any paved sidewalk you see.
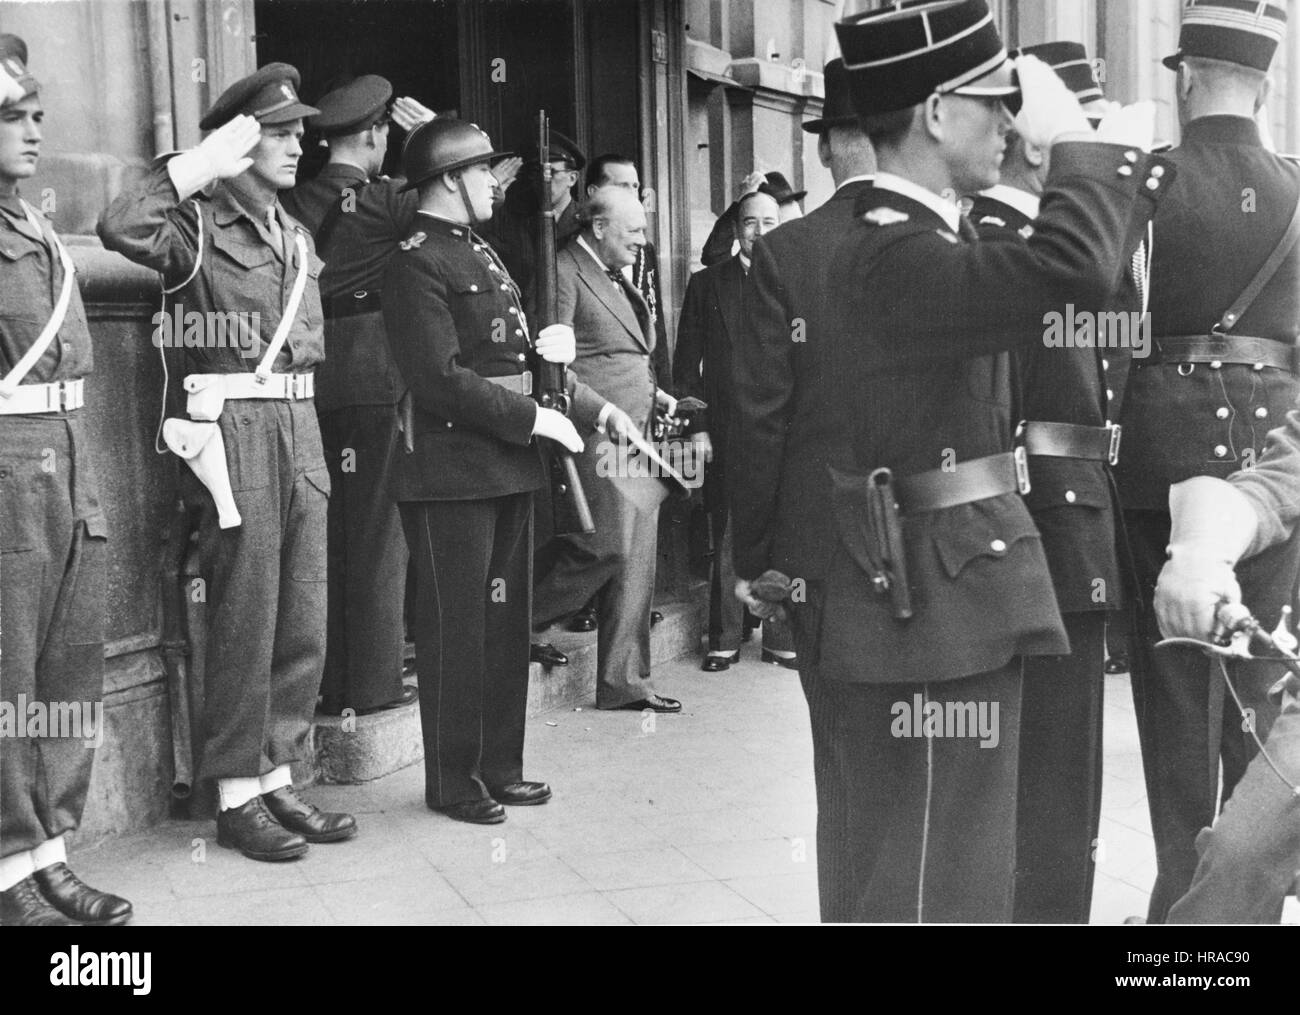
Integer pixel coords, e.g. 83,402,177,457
69,655,1297,925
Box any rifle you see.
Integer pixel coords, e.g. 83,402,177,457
535,110,595,534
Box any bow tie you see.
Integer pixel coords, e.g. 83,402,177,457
606,268,626,286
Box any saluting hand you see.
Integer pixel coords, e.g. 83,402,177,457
198,114,260,180
391,96,437,133
0,61,25,107
1013,54,1092,149
492,155,524,192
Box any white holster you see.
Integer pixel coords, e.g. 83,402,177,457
183,374,227,421
162,418,242,529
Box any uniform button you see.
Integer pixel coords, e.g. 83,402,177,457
452,229,463,236
508,307,517,315
1209,360,1222,369
1146,178,1160,191
1118,165,1133,177
469,284,478,292
1213,444,1228,458
517,353,526,362
1124,151,1139,163
1151,165,1165,177
1107,389,1114,400
515,329,524,337
500,284,509,291
1253,362,1266,371
1216,407,1230,420
446,421,453,428
1256,407,1269,419
1065,491,1077,504
990,539,1007,553
1102,358,1110,370
489,263,499,272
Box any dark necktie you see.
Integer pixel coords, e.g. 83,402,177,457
608,268,648,331
957,214,981,244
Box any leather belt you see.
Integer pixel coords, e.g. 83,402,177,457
1149,335,1300,374
326,289,383,319
896,450,1030,513
0,378,85,414
485,372,533,396
1024,421,1122,466
188,372,315,401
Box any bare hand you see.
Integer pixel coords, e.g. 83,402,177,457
391,96,436,133
734,578,782,621
199,114,260,180
738,170,766,198
491,155,523,191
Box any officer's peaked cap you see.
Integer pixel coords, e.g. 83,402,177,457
1018,42,1105,105
199,62,320,131
835,0,1018,117
1163,0,1287,72
521,128,586,171
310,75,393,137
400,117,512,192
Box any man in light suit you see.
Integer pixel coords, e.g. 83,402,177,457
533,187,682,713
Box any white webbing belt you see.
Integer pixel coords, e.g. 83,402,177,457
0,200,78,404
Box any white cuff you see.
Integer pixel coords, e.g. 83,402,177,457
167,149,218,202
259,765,293,794
596,402,615,435
31,834,68,872
0,849,36,891
217,776,263,811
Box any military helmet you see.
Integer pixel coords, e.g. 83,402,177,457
400,118,511,191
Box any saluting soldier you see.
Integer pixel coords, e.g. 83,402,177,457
280,76,425,717
0,34,132,926
1113,0,1300,924
967,41,1142,924
732,0,1171,922
98,64,357,861
729,54,875,923
383,119,602,824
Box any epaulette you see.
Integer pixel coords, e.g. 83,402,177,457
399,231,427,250
863,207,910,227
978,215,1006,228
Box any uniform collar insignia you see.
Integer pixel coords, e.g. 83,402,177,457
978,215,1006,228
399,231,427,250
863,206,910,226
1018,224,1035,239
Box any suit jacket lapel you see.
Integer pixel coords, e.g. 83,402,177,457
576,246,650,349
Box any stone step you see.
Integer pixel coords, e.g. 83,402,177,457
310,595,706,785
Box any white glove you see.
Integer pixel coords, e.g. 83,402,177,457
1013,54,1092,149
391,96,437,132
533,405,584,453
1095,100,1157,151
0,60,25,107
168,114,260,198
535,323,576,365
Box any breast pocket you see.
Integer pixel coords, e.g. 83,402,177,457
0,238,52,324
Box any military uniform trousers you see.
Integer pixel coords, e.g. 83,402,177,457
1013,611,1106,923
533,436,667,708
821,662,1023,923
0,412,106,857
1168,681,1300,924
184,398,329,781
399,493,531,806
1126,508,1292,923
318,404,408,712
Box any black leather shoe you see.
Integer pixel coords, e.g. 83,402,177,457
701,651,739,672
433,798,506,824
263,786,358,843
356,684,418,716
33,863,132,926
530,642,569,667
651,610,664,627
611,695,682,713
1104,655,1130,675
1,876,80,926
761,648,799,670
568,605,598,632
489,781,552,805
217,796,310,861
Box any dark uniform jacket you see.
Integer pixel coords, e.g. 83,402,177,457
0,195,94,385
770,144,1168,687
382,213,602,502
1117,116,1300,509
731,177,872,585
672,253,745,509
482,195,580,315
282,163,418,409
98,163,325,378
970,189,1137,614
